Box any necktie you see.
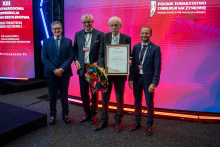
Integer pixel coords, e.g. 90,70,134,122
84,31,92,34
56,38,60,56
113,36,117,45
138,45,147,65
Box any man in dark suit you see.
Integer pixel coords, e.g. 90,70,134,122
73,14,104,124
94,16,131,132
41,21,74,125
129,26,161,136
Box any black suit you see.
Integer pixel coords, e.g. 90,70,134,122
129,41,161,126
73,28,104,117
98,32,131,124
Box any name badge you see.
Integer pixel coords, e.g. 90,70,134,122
83,47,89,52
138,65,143,69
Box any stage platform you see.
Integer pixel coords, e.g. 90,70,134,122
0,78,47,95
0,102,47,146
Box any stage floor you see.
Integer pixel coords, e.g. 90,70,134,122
0,87,220,147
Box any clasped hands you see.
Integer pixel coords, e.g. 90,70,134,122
54,68,63,77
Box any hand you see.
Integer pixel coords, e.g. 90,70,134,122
54,69,63,77
148,84,156,93
75,62,81,70
128,57,133,67
93,62,98,66
100,68,104,71
129,81,133,89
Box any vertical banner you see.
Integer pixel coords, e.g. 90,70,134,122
0,0,35,79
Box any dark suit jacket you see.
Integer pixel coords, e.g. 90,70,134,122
98,32,131,81
129,41,161,86
73,28,104,76
41,36,74,78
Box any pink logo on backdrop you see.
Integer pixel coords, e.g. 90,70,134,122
150,0,157,18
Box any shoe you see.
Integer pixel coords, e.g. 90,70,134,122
90,116,97,125
115,123,121,132
62,115,71,124
93,121,107,131
146,126,153,136
80,115,91,123
49,117,56,125
129,123,141,132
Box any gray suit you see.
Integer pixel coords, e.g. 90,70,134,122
73,28,104,117
98,32,131,124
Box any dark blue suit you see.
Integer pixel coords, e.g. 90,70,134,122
73,28,103,117
129,41,161,126
41,36,74,117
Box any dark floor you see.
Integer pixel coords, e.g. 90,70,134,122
0,87,220,147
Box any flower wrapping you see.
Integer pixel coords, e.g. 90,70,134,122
85,65,109,93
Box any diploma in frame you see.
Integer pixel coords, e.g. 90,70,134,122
105,44,130,75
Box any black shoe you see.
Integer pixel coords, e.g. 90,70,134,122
49,117,56,125
80,115,91,123
93,121,107,131
129,123,141,132
115,123,121,132
146,126,153,136
62,115,71,124
90,116,97,125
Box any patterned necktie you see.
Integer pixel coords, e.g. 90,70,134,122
113,36,117,45
56,38,60,55
138,45,147,65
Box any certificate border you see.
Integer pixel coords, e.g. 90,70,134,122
105,44,130,75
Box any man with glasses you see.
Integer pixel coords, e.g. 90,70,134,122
73,14,103,124
41,21,74,125
94,16,131,132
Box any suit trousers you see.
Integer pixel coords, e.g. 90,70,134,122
101,76,125,124
133,76,154,126
79,66,99,117
47,77,70,117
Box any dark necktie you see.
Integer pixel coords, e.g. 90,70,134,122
138,45,147,65
84,31,92,34
56,38,60,56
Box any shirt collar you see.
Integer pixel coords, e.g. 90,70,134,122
85,27,93,32
112,32,120,39
54,35,62,40
141,41,150,46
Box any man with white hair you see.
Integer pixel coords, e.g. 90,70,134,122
73,14,103,124
94,16,131,132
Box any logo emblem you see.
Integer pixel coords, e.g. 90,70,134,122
150,0,157,18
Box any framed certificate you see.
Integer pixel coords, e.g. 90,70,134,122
105,44,130,75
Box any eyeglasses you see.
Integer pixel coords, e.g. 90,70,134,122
110,24,120,27
52,28,61,31
82,21,93,24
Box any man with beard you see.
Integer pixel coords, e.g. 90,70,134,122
129,26,161,136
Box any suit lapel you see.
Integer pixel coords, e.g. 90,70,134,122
143,41,152,65
59,37,65,57
90,29,97,53
49,37,59,57
135,43,141,62
119,33,123,44
107,33,112,44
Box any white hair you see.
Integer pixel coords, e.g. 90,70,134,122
108,16,122,25
81,14,94,21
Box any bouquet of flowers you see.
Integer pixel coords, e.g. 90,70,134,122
85,64,109,93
